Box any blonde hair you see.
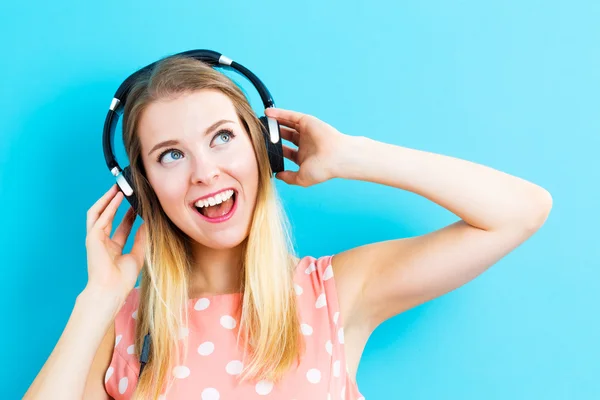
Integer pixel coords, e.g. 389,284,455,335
120,54,304,399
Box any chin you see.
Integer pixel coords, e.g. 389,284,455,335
194,233,248,251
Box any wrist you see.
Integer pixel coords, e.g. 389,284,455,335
335,134,371,180
77,285,125,315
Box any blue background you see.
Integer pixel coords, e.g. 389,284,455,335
2,1,598,399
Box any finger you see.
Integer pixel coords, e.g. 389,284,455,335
93,191,124,236
105,192,125,236
275,170,299,186
279,125,299,146
112,207,136,248
87,184,119,234
282,144,299,165
265,107,304,129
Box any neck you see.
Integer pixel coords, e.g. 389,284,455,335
188,241,245,297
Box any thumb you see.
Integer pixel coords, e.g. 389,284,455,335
129,222,147,269
120,222,147,288
276,171,299,185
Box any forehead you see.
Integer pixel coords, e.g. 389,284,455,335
138,89,238,144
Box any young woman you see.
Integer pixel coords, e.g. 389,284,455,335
24,55,552,400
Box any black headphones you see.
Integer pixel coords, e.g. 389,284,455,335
102,49,285,219
102,49,285,379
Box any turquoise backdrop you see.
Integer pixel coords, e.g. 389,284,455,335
2,1,598,398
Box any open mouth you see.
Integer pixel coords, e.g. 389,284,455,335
193,191,237,221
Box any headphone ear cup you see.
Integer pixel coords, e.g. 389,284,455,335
259,116,284,175
121,166,141,216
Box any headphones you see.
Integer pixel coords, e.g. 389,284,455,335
101,49,285,379
102,49,285,218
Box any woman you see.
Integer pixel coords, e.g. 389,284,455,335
24,55,552,400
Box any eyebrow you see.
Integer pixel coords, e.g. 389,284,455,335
147,119,235,156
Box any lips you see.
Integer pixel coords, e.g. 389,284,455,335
190,187,236,207
192,191,238,224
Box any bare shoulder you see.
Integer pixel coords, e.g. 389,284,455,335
330,252,370,329
330,252,374,381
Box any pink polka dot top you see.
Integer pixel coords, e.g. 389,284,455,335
104,255,366,399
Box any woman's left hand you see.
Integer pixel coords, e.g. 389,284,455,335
264,107,353,187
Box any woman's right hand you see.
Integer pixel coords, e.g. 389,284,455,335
84,184,147,302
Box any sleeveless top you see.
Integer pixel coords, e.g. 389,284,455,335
104,255,366,399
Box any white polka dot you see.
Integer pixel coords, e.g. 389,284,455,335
301,323,313,335
306,368,322,383
201,387,220,400
226,360,243,375
294,283,303,295
126,344,134,354
358,397,365,400
323,265,333,280
178,327,189,339
158,395,167,400
328,393,331,400
315,293,327,308
197,341,215,356
132,309,138,319
194,298,211,311
304,262,316,274
333,312,339,324
118,377,128,394
104,366,114,383
172,365,190,379
220,315,237,329
255,380,274,395
338,327,344,344
325,340,333,355
340,386,346,399
333,360,341,377
115,334,122,347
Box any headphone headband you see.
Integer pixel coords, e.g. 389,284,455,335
102,49,284,216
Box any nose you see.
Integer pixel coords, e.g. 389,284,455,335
190,154,220,185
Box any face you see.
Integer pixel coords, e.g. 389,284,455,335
138,89,260,250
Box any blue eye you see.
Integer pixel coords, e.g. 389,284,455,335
156,148,183,164
214,130,234,145
156,129,236,164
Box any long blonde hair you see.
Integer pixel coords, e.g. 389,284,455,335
121,54,304,399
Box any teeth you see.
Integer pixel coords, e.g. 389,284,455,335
195,190,234,208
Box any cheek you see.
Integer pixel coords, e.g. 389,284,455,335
148,171,186,204
229,158,258,188
228,143,260,180
241,151,260,182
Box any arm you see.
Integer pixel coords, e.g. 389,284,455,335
262,107,552,333
332,135,552,330
339,135,552,232
23,288,123,400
